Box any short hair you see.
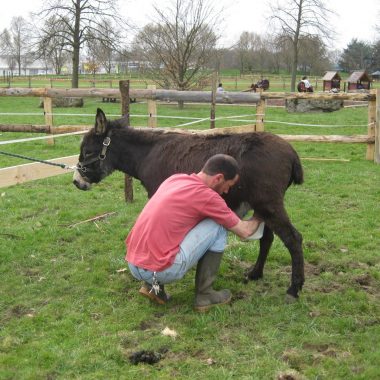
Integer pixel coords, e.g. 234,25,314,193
302,76,307,80
202,154,239,180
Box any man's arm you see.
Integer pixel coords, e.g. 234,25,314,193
229,216,263,239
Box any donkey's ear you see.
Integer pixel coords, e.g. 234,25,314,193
94,108,107,135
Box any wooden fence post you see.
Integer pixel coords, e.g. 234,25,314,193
375,89,380,164
367,89,376,160
255,95,266,132
147,85,157,128
43,96,54,145
210,73,217,129
119,80,134,202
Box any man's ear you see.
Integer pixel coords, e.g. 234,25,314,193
94,108,107,135
214,173,224,184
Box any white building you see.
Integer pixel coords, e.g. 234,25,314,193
0,56,55,76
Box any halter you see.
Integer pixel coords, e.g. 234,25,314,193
77,131,112,174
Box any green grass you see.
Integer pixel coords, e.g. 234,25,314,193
0,95,379,379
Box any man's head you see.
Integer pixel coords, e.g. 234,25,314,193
199,154,240,195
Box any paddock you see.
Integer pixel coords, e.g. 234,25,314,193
1,83,379,378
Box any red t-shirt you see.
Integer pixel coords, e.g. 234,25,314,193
125,173,239,271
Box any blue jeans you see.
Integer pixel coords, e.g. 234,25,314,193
128,218,227,284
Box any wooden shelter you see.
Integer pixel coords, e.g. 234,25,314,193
346,71,371,91
322,71,341,91
371,70,380,80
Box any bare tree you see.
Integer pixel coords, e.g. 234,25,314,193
35,16,71,75
132,0,220,97
86,21,122,74
268,0,334,91
0,17,32,75
36,0,127,88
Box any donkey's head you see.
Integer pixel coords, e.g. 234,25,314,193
73,108,119,190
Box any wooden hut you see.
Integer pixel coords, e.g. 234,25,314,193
322,71,341,91
346,71,371,91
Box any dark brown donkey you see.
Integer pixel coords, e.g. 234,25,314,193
73,109,305,298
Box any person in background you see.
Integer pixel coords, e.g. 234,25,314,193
298,76,313,92
216,83,224,92
126,154,263,312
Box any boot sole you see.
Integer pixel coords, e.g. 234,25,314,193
193,294,232,312
139,286,167,305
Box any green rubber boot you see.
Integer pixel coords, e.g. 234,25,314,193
194,251,232,312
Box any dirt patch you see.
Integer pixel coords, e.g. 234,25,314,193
129,350,163,365
354,273,372,286
231,291,249,302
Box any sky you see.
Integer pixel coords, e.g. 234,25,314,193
0,0,379,50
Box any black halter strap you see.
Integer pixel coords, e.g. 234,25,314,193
77,131,112,173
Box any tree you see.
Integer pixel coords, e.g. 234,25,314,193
86,21,122,74
297,35,331,75
268,0,334,91
132,0,219,97
338,39,372,72
0,17,32,75
37,0,126,88
371,39,380,71
35,16,71,75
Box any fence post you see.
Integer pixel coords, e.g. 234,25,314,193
255,94,266,132
375,89,380,164
147,84,157,128
367,89,376,160
43,96,54,145
210,72,217,129
119,80,134,202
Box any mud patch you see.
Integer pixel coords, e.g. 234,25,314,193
354,273,371,286
129,350,163,365
231,291,249,302
9,304,34,318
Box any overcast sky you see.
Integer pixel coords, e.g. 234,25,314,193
0,0,379,50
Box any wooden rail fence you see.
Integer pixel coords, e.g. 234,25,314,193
0,83,379,189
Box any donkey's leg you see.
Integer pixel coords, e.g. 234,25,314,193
245,225,274,281
270,208,304,298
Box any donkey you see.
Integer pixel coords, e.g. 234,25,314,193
73,108,305,298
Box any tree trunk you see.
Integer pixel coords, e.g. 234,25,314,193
71,0,81,88
291,40,298,92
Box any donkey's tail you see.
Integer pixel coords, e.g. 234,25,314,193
291,154,304,185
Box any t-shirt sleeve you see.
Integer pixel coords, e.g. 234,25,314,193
202,193,240,229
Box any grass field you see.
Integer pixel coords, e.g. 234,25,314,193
0,94,379,379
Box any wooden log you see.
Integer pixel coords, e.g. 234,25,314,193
277,134,374,143
0,124,50,133
261,91,375,101
0,87,375,103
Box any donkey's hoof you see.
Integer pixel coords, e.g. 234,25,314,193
285,294,298,304
244,268,263,282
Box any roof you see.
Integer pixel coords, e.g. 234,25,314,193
371,70,380,76
347,71,370,82
322,71,341,81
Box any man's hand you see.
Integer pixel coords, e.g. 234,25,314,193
230,215,263,239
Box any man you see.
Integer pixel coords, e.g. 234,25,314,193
300,76,313,92
126,154,263,312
